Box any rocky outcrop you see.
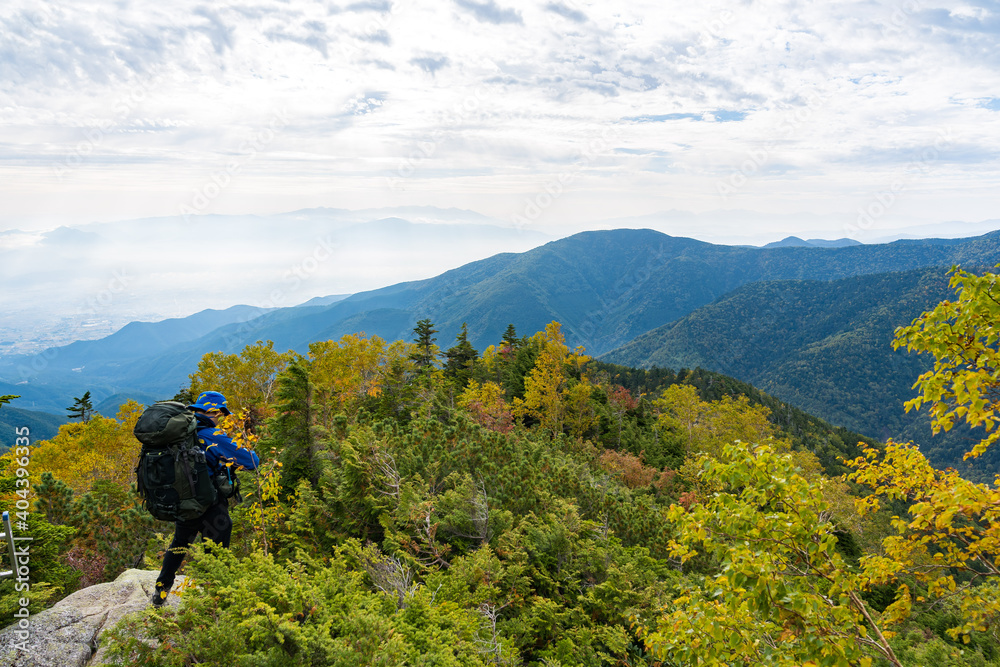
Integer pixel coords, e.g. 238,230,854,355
0,569,186,667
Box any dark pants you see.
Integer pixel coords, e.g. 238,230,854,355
155,499,232,590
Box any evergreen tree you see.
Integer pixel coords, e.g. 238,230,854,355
172,386,197,405
409,319,439,372
35,472,75,526
267,357,318,488
444,322,479,387
66,391,94,422
501,323,519,350
0,394,18,408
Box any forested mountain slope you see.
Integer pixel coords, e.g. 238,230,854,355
5,297,998,666
602,267,997,480
4,228,999,414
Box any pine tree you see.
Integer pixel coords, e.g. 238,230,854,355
444,322,478,387
172,386,197,405
267,357,318,488
501,323,519,350
66,391,94,422
35,472,75,526
409,319,439,372
0,394,18,408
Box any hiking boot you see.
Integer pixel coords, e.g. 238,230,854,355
151,581,171,607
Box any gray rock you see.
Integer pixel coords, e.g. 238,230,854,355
0,569,186,667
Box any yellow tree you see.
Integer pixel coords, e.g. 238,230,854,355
308,333,413,425
512,321,592,435
564,380,597,439
848,440,999,641
458,380,514,433
189,340,296,419
643,441,902,666
654,384,776,459
892,265,1000,459
29,401,144,494
846,266,1000,645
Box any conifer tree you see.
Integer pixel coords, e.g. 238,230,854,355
501,323,519,350
267,357,318,487
0,394,18,408
34,472,75,526
444,322,479,387
171,386,196,405
66,391,93,422
409,318,439,372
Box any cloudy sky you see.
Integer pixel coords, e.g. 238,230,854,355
1,0,998,243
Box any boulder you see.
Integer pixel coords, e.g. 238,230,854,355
0,569,186,667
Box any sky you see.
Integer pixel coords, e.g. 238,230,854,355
1,0,999,244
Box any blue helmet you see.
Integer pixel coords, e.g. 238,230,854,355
188,390,232,415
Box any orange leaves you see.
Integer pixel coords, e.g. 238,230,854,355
597,449,675,493
598,449,655,488
458,380,514,434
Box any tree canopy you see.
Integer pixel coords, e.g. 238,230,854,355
4,268,1000,665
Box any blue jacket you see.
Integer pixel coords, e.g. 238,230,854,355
193,413,261,474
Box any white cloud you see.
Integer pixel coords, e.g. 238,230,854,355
0,0,996,237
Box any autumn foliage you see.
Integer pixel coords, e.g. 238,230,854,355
3,268,1000,666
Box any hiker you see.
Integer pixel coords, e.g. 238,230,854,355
152,390,259,607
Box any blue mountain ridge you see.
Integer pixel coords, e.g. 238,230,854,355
2,227,999,415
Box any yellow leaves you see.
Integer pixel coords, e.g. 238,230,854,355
189,340,295,417
881,584,912,626
28,399,144,494
515,321,592,436
563,379,597,438
854,495,880,517
849,437,1000,643
458,380,513,433
653,385,778,460
893,266,1000,459
308,334,411,422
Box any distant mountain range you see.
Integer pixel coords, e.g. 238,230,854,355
0,208,551,355
3,227,999,476
763,236,862,249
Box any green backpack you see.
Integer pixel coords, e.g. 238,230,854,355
134,401,218,522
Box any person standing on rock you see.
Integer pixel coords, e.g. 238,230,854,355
152,391,259,607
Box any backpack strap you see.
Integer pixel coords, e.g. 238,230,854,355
172,445,198,497
134,449,148,512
